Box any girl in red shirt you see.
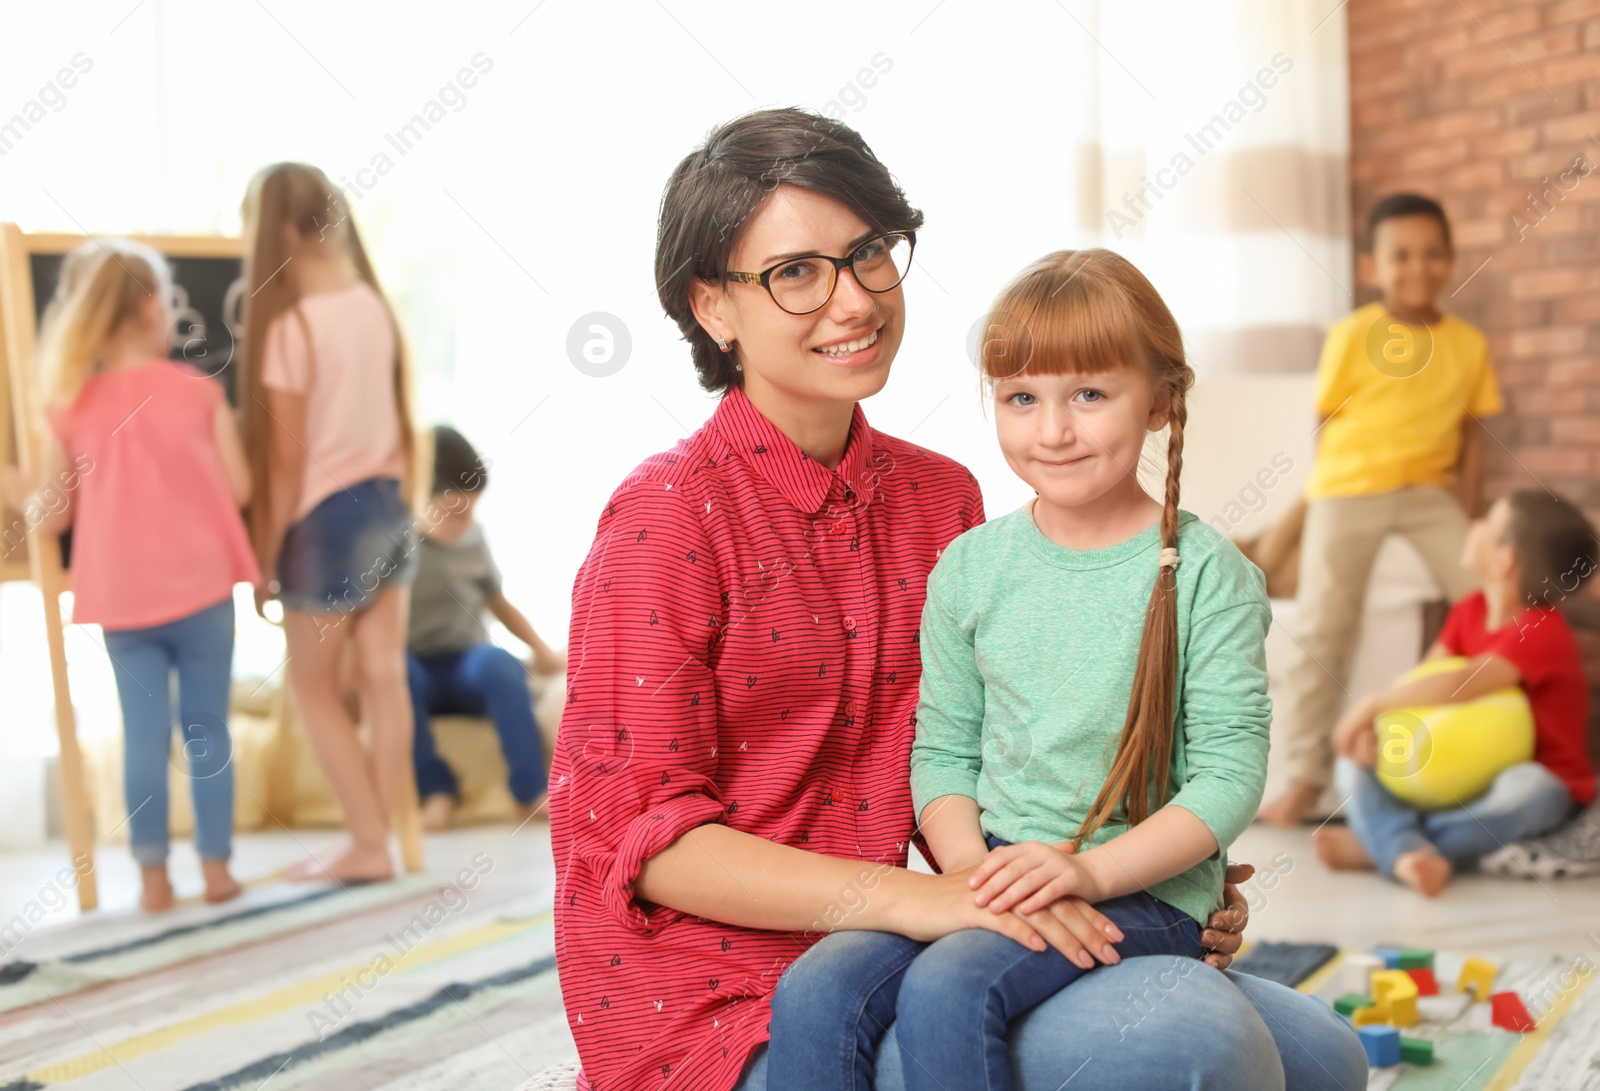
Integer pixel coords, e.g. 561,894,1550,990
14,239,258,911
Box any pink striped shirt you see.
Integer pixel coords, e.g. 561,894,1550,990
552,385,983,1091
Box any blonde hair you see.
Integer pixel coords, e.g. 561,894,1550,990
976,248,1194,848
36,238,170,407
239,162,417,563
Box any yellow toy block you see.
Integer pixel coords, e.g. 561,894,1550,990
1457,957,1497,1002
1351,1005,1385,1027
1371,970,1420,1027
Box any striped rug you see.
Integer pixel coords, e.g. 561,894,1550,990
0,875,573,1091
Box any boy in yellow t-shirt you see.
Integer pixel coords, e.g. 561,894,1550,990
1260,193,1503,826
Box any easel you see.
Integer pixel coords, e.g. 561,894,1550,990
1,226,424,910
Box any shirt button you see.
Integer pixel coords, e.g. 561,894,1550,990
831,521,846,535
844,699,858,716
842,616,856,632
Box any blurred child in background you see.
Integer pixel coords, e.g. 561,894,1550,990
9,238,258,911
408,426,564,831
1262,193,1503,826
1315,491,1595,895
242,163,420,882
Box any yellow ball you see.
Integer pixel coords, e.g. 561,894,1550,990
1373,656,1534,811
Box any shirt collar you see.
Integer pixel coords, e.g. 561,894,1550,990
709,385,876,514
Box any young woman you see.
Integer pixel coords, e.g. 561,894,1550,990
550,108,1367,1091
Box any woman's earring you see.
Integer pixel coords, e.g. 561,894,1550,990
716,337,730,352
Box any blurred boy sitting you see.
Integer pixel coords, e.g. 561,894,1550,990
410,426,566,831
1314,490,1597,896
1261,193,1504,825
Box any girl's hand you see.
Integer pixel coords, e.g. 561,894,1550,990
254,582,278,621
1202,862,1253,969
970,840,1103,914
890,868,1052,954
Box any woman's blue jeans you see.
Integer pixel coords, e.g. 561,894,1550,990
736,947,1363,1081
102,597,237,865
737,954,1364,1090
1336,756,1574,876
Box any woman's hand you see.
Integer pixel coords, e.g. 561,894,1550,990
1201,862,1253,969
970,839,1103,914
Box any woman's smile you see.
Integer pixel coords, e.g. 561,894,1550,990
811,323,883,367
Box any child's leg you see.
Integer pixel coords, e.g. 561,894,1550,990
407,652,459,802
102,624,176,910
1334,756,1430,876
1267,494,1391,823
1394,486,1479,601
895,895,1202,1091
171,599,237,864
766,930,926,1091
453,644,547,807
350,585,418,862
283,609,393,879
1421,763,1574,863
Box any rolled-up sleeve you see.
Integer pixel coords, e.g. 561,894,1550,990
557,479,727,933
1167,599,1273,851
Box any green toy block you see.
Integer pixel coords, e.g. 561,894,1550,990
1398,948,1434,970
1335,994,1373,1017
1399,1037,1434,1065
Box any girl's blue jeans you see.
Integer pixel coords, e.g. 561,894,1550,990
765,834,1206,1091
102,596,237,865
1335,756,1574,876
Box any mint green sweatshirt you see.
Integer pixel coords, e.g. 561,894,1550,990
910,505,1272,924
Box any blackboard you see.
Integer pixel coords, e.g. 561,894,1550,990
27,251,245,404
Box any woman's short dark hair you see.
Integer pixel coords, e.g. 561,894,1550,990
432,425,486,496
655,107,924,395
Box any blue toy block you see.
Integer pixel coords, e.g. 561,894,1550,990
1359,1025,1402,1067
1374,946,1402,969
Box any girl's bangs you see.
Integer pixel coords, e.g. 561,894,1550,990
978,259,1147,383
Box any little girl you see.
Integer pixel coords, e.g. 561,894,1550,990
767,250,1272,1090
241,162,421,882
21,238,259,912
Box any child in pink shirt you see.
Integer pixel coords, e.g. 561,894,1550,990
242,162,420,883
15,238,258,912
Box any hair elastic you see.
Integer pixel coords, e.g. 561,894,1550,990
1158,547,1181,569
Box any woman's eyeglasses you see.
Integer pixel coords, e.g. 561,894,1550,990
723,231,916,316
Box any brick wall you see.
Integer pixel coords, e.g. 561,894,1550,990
1347,0,1600,514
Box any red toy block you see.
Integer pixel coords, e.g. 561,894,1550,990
1490,991,1535,1032
1405,967,1439,997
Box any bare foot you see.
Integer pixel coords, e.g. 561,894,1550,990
285,845,394,884
201,859,244,904
1257,781,1324,827
420,794,455,833
140,865,175,913
1394,850,1452,898
1312,827,1374,871
516,792,550,826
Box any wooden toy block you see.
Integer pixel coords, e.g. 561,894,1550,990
1405,967,1439,996
1351,1005,1385,1027
1398,948,1434,970
1335,994,1373,1017
1359,1025,1402,1067
1457,957,1497,1002
1372,969,1420,1027
1490,992,1535,1032
1399,1037,1434,1065
1374,946,1402,969
1336,953,1384,997
1417,993,1472,1023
